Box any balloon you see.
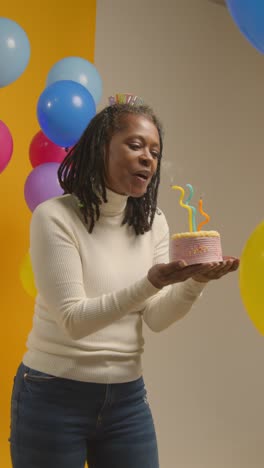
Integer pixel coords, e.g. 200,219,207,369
239,221,264,334
37,80,96,147
29,130,70,167
47,56,102,105
19,252,37,298
226,0,264,54
0,17,30,87
0,120,13,173
24,162,63,212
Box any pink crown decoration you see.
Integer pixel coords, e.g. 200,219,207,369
108,93,144,106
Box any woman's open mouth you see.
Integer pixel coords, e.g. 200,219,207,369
133,171,150,183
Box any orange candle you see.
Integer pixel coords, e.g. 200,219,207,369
197,198,210,231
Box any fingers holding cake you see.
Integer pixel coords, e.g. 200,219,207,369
147,261,220,289
213,257,240,278
164,261,217,280
192,257,240,282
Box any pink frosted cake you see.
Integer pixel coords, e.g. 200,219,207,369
170,230,223,265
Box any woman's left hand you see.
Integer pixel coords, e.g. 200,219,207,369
192,256,240,283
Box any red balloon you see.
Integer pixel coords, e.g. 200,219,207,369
29,130,70,167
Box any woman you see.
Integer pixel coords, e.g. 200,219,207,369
10,100,239,468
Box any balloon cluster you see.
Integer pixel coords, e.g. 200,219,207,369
0,28,101,298
24,56,102,212
0,17,30,174
22,58,102,296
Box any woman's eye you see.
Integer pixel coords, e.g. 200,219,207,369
128,143,160,158
129,144,141,150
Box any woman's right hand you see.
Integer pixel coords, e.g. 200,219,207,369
147,261,218,289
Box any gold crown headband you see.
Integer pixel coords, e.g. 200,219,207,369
108,93,144,106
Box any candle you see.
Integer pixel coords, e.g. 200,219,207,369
116,93,126,104
172,185,193,232
108,96,116,106
125,94,134,104
198,197,210,231
185,184,197,232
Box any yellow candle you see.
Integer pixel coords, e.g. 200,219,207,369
116,93,126,104
172,185,193,232
198,198,210,231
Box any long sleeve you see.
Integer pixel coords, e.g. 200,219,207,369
142,220,206,332
30,204,160,340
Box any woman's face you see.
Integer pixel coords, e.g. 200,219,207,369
105,114,161,198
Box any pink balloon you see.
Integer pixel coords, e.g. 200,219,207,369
29,130,70,167
0,120,13,173
24,162,64,212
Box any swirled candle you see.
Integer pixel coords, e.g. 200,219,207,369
172,185,193,232
185,184,197,232
198,197,210,231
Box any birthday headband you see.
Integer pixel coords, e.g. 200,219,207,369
108,93,144,106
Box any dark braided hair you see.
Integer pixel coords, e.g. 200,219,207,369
58,103,163,235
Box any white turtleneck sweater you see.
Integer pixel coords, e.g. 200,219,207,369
23,189,206,383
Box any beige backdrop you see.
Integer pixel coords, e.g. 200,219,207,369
95,1,263,467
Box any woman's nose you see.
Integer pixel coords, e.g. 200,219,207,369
139,150,154,166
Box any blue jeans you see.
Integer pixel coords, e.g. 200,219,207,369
9,363,159,468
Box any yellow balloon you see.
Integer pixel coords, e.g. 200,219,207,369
19,251,37,298
239,221,264,334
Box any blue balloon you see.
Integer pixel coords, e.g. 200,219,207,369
37,80,96,147
0,17,30,87
47,57,103,105
226,0,264,54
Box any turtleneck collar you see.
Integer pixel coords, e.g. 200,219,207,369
100,188,128,217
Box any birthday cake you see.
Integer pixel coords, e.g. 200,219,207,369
170,184,223,265
170,230,223,265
